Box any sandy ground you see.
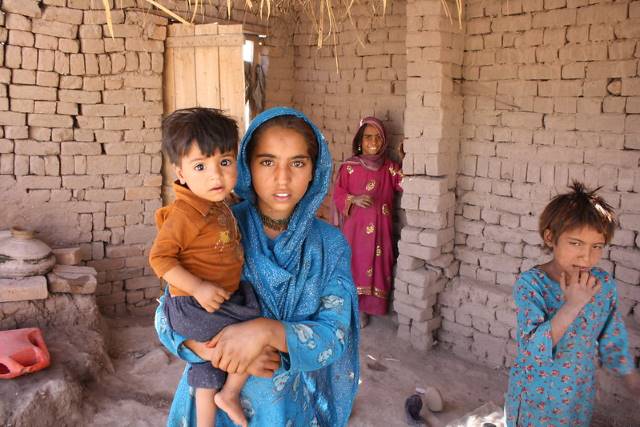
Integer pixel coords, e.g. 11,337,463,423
4,302,634,426
80,313,511,427
8,309,629,426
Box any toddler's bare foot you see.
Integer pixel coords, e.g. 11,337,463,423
214,390,247,427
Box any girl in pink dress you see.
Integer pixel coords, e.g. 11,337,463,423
333,117,403,328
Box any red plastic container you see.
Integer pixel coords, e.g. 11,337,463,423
0,328,51,379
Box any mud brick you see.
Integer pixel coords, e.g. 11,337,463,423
10,84,57,100
96,291,125,306
47,265,97,294
496,307,517,326
111,53,126,73
69,54,85,75
8,29,35,47
83,9,124,25
59,89,101,104
82,104,124,117
29,155,45,175
104,117,143,130
396,254,425,270
57,39,79,54
84,189,124,202
125,275,160,291
51,247,82,265
0,276,48,303
1,0,42,18
394,300,433,322
124,224,156,245
35,34,58,50
577,3,628,25
106,201,143,216
4,45,22,68
86,155,126,174
42,6,83,25
125,187,160,200
0,111,26,126
103,89,143,104
81,38,105,54
74,133,96,146
442,318,474,338
124,39,163,53
79,24,102,39
28,113,73,128
54,51,69,74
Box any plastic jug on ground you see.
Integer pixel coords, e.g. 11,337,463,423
0,327,51,379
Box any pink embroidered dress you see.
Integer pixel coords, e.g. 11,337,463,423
333,117,403,315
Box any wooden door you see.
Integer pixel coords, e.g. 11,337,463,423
162,23,245,203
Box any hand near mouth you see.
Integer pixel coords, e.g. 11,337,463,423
560,270,601,310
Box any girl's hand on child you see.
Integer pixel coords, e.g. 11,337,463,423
193,281,231,313
207,318,270,374
560,271,601,311
246,346,281,378
352,195,374,208
623,371,640,396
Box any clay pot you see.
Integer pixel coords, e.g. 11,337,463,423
0,228,56,278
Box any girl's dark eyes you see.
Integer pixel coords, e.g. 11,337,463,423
194,163,204,171
569,241,604,249
259,159,274,166
291,160,306,168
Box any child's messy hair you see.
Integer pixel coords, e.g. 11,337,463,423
539,181,617,247
162,107,238,165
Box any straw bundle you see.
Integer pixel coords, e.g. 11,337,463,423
101,0,464,46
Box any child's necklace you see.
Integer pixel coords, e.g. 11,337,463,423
259,210,291,231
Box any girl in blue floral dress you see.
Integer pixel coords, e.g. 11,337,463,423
506,182,640,427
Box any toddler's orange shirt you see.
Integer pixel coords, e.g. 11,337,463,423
149,182,243,297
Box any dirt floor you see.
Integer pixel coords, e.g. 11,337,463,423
4,309,625,426
78,313,511,427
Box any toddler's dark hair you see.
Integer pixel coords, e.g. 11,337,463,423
162,107,238,165
539,181,617,246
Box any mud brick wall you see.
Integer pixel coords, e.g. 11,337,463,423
288,1,407,165
0,1,168,316
392,0,463,350
436,0,640,411
0,0,280,316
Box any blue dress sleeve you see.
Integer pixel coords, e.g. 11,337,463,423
154,293,203,364
282,252,356,372
598,276,635,376
513,273,555,361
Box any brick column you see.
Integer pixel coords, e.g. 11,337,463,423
394,0,463,350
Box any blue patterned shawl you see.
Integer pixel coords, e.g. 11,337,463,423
155,107,360,426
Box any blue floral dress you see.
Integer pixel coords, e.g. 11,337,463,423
155,107,360,427
506,267,634,427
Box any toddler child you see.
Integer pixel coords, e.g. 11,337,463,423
505,181,640,426
150,107,259,427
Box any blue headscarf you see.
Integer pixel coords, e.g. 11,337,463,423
232,107,360,425
234,107,335,320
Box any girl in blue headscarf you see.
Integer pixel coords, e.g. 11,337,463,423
155,107,360,426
